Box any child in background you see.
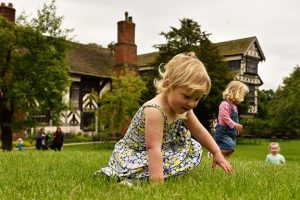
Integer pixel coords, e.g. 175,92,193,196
42,132,50,150
214,81,249,158
17,138,24,151
266,142,285,165
97,52,232,185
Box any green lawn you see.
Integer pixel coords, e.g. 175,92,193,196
0,140,299,200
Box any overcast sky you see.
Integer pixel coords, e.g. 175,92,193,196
12,0,300,90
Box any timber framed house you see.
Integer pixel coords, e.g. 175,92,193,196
215,37,265,114
1,3,265,134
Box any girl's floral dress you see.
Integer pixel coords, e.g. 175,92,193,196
100,103,203,180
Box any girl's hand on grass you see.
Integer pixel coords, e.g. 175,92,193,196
211,152,232,173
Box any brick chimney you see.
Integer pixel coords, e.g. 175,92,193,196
114,12,138,75
0,2,15,22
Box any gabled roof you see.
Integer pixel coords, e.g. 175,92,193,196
67,43,114,78
67,36,266,79
136,36,266,68
214,36,266,61
137,52,159,66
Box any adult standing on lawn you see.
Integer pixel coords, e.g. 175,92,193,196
35,128,45,150
214,81,249,158
50,127,64,151
97,52,232,185
35,128,49,150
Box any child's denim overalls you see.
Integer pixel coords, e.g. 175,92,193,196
214,101,239,150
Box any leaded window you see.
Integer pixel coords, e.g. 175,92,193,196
228,60,240,71
246,57,258,74
70,83,80,109
247,84,255,105
33,112,50,125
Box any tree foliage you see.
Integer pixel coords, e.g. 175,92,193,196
242,66,300,138
0,0,72,150
268,66,300,136
140,70,159,103
240,89,274,137
153,18,235,130
96,68,147,139
256,89,275,119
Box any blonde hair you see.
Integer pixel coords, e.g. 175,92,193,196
269,142,280,151
223,81,249,103
154,52,211,97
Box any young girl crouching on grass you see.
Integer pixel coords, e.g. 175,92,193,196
96,52,232,185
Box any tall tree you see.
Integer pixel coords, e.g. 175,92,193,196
154,18,234,130
96,68,147,139
268,66,300,136
0,0,72,150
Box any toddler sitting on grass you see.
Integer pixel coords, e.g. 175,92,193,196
266,142,285,165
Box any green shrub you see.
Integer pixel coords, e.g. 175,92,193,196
64,134,93,143
240,118,271,138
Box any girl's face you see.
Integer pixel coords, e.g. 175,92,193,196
166,86,202,114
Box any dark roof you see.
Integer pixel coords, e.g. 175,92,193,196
67,43,115,78
136,36,266,68
67,36,265,78
214,36,265,61
137,52,159,66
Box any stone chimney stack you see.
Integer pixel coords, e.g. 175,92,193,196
0,2,15,22
114,12,138,75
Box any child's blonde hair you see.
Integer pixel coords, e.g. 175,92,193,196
269,142,280,151
223,81,249,103
18,138,23,144
154,52,211,97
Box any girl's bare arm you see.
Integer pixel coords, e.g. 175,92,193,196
184,110,232,173
144,107,165,183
